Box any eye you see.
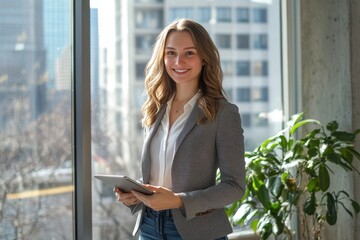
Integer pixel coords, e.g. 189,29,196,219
165,51,176,56
185,51,195,56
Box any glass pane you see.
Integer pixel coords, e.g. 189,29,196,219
197,7,211,23
236,61,251,76
169,7,194,22
216,34,232,49
0,0,73,239
91,0,282,238
236,8,249,23
237,34,250,49
253,8,267,23
253,34,268,49
237,88,251,102
253,60,268,76
221,61,234,76
216,7,232,22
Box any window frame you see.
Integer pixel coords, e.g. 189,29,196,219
71,0,302,238
73,0,92,239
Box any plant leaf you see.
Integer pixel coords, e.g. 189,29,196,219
326,193,337,225
287,112,303,126
354,129,360,136
327,152,342,164
290,119,321,135
332,131,355,142
260,135,278,151
337,190,350,198
346,147,360,161
272,217,285,236
259,222,272,240
233,203,252,223
326,121,338,132
250,219,259,232
339,148,353,165
279,135,288,150
304,193,316,215
280,172,289,183
308,147,318,157
338,201,353,218
351,200,360,214
319,164,330,192
244,209,258,225
256,185,272,210
307,178,318,192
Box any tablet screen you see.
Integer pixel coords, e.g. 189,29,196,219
94,174,154,195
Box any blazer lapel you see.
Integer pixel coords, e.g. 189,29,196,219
142,103,204,182
174,104,204,153
141,106,166,183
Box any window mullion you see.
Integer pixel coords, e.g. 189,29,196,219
73,0,92,239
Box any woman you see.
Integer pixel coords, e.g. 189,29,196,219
114,18,245,240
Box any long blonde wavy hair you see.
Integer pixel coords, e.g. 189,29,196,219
141,18,225,127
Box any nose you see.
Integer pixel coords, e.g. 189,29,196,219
175,55,184,64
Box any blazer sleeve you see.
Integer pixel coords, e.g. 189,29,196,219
178,102,245,220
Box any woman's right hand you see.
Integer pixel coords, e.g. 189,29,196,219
113,188,141,206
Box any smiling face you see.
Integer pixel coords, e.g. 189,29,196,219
164,31,203,88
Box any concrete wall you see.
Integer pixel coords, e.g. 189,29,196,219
300,0,360,239
350,0,360,239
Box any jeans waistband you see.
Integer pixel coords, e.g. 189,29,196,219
144,206,173,217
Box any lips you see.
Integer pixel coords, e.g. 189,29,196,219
173,69,190,73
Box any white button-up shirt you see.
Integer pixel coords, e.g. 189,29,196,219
149,92,202,189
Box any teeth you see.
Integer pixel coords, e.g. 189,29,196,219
174,69,187,73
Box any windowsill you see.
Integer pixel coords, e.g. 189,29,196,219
228,229,259,240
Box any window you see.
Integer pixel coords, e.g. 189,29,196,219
116,88,123,106
241,113,251,127
198,7,211,23
253,87,268,102
169,8,194,22
0,1,286,239
253,34,268,49
136,62,147,79
116,65,122,84
221,60,234,76
216,34,232,49
237,88,251,102
237,34,250,49
136,35,157,54
216,7,232,22
236,61,250,76
0,1,73,239
135,9,163,28
254,112,269,126
253,60,268,76
224,87,233,101
253,8,267,23
236,8,249,23
116,111,123,131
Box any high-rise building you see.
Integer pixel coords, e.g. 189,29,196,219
98,0,281,165
0,0,47,132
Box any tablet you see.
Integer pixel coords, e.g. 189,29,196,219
94,174,154,195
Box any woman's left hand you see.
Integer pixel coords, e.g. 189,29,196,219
131,184,183,211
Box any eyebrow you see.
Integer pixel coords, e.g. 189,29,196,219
165,46,197,50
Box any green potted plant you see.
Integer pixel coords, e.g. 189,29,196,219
226,113,360,240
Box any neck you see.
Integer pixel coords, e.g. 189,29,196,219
174,85,199,103
174,90,198,103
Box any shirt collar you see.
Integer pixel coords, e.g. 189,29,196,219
167,90,202,109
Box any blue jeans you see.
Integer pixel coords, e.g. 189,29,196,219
139,207,228,240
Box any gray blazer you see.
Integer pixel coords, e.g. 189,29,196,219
131,99,245,240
